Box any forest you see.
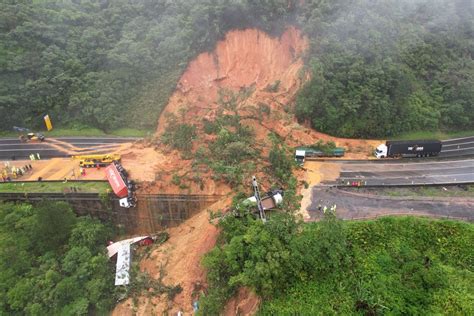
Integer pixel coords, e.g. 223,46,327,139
200,204,474,315
1,0,472,137
0,202,115,314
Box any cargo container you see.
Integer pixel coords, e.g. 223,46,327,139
105,163,128,198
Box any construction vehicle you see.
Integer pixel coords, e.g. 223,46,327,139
252,176,266,222
245,176,284,221
374,140,442,158
246,188,283,212
72,154,121,168
13,126,45,143
20,133,45,143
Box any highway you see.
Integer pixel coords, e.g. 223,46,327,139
0,137,138,160
439,136,474,157
308,187,474,221
313,135,474,186
334,159,474,186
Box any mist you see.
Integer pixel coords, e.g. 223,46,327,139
307,0,473,55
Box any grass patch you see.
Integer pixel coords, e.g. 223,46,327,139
0,127,149,138
392,130,474,140
108,128,150,137
0,181,110,193
43,127,148,137
346,185,474,198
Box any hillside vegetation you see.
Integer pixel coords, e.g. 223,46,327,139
0,202,115,314
1,1,472,137
201,208,474,314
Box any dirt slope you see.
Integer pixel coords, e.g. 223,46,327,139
114,26,378,315
129,26,377,193
112,198,229,315
157,27,308,136
156,27,378,157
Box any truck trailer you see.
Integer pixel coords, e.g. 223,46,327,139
374,140,442,158
105,161,136,208
295,147,345,164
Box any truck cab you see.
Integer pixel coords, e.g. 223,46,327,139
295,149,306,165
374,143,388,158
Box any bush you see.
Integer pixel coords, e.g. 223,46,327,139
162,123,197,153
0,202,115,315
269,141,293,182
201,210,474,315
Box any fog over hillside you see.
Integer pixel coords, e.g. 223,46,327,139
1,0,472,137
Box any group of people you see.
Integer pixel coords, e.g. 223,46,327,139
1,164,33,181
317,200,337,214
29,153,41,161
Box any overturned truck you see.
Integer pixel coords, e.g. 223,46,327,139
105,161,136,208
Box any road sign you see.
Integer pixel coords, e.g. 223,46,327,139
44,115,53,131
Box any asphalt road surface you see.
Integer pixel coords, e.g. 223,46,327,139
309,186,474,221
440,136,474,157
334,158,474,186
0,137,138,160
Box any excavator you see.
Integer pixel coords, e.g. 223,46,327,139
13,126,45,143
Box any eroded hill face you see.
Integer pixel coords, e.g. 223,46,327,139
115,27,380,316
155,26,377,157
156,27,308,136
124,26,376,195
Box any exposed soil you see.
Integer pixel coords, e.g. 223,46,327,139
111,197,230,316
224,287,261,316
112,26,381,315
1,158,109,181
298,162,342,220
155,27,379,158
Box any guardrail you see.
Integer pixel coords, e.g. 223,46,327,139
342,213,474,222
327,180,474,188
0,179,108,183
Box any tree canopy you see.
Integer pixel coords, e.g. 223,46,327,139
0,201,114,315
1,0,472,137
295,0,474,138
200,208,474,314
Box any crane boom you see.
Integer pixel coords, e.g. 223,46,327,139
252,176,266,222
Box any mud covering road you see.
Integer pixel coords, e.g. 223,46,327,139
333,158,474,186
309,186,474,221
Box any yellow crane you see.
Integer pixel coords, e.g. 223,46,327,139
72,154,121,168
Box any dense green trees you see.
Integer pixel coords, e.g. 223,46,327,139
0,0,295,132
1,1,472,136
201,209,474,314
295,0,474,137
0,202,114,314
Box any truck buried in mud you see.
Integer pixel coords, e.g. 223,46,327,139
295,147,345,165
374,140,442,158
295,140,345,165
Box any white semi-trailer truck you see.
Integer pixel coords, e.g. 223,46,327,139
374,140,442,159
